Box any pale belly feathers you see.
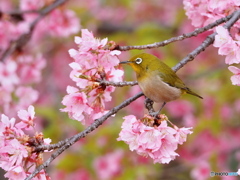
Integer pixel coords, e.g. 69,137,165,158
138,74,181,103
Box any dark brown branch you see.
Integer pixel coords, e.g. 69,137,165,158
114,12,234,51
0,0,68,61
25,92,144,180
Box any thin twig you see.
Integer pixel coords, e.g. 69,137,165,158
114,12,234,51
0,0,68,61
25,92,144,180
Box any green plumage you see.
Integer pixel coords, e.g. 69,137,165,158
122,53,203,101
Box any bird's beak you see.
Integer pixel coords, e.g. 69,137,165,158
119,61,131,65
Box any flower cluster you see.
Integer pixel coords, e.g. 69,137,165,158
117,115,192,164
61,29,123,125
183,0,240,86
213,26,240,85
183,0,240,28
0,55,45,116
0,0,80,57
0,0,81,117
0,106,51,180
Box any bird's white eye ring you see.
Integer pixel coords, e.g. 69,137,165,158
135,58,142,64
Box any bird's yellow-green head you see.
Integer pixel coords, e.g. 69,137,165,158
120,53,171,78
120,53,151,74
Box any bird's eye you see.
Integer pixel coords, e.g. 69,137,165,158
135,58,142,64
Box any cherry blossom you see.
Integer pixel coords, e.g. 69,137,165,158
62,29,123,125
213,26,240,65
117,115,192,164
0,139,28,170
0,106,51,180
4,165,27,180
61,86,93,125
16,105,35,130
228,66,240,86
183,0,240,28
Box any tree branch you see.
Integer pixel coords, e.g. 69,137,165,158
25,92,144,180
98,80,138,87
0,0,68,61
114,12,234,51
172,9,240,72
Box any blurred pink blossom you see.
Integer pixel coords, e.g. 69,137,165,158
190,161,210,180
166,100,194,118
17,55,46,84
0,60,19,90
46,9,80,37
15,86,39,109
93,149,123,180
228,66,240,86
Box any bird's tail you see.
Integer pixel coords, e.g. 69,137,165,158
185,88,203,99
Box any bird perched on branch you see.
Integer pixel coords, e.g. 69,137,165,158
120,53,202,114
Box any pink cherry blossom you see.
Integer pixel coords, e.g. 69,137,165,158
228,66,240,86
62,29,123,125
175,127,193,145
61,86,93,125
118,115,192,164
184,0,240,28
0,114,16,136
4,165,27,180
0,139,28,169
0,107,51,179
16,105,35,130
213,26,232,48
214,26,240,65
74,29,108,52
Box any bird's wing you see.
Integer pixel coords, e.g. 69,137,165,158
158,71,187,89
